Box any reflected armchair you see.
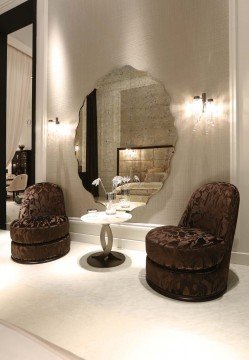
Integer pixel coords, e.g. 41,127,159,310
6,174,28,200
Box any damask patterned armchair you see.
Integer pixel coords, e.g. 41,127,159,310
10,183,70,264
146,182,240,301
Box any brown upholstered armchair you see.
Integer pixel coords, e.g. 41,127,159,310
146,182,240,301
10,182,70,264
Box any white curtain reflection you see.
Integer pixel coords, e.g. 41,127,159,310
6,46,32,166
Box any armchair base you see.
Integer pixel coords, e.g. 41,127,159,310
11,234,70,264
146,256,228,302
146,277,226,302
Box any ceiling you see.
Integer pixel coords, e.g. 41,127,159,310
0,1,32,50
10,24,32,49
0,0,27,15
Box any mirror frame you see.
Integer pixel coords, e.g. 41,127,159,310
0,0,37,229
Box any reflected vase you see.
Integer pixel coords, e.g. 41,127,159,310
105,192,116,215
120,188,130,208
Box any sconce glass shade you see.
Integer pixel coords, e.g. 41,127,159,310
48,118,60,134
206,99,215,126
48,119,56,133
192,96,203,120
192,94,215,133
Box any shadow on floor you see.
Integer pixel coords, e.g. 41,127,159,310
78,251,132,273
227,269,239,291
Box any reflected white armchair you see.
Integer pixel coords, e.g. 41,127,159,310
6,174,28,200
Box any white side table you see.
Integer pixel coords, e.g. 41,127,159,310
81,211,132,268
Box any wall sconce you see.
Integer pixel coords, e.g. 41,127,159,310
48,117,60,135
48,117,60,125
47,117,73,138
192,93,215,133
193,93,213,114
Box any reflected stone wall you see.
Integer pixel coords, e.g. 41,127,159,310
96,65,177,194
97,88,121,194
120,84,176,148
119,147,175,181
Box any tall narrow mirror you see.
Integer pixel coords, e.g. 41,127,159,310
6,25,33,226
75,65,177,211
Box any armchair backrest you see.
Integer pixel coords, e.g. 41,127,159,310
7,174,28,192
19,182,66,219
178,182,240,245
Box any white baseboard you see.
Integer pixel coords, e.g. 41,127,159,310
69,218,153,252
69,217,157,242
69,218,249,266
231,251,249,266
70,232,145,252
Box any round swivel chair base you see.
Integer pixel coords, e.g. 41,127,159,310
146,277,226,302
11,235,71,265
11,250,70,265
87,251,125,268
146,256,229,302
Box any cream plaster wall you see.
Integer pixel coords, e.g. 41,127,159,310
47,0,229,226
234,0,249,254
19,95,32,150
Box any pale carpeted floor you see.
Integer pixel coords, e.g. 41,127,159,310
0,230,249,360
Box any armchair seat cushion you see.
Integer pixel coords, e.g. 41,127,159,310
146,225,226,271
10,215,69,245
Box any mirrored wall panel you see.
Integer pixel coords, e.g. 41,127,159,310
6,24,33,225
75,65,177,210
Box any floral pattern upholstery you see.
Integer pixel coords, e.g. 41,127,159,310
178,182,239,248
146,256,229,301
146,182,240,301
19,182,66,219
11,235,70,264
146,225,226,271
11,215,69,245
10,182,70,264
11,215,68,229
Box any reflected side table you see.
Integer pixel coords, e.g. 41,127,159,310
80,211,132,268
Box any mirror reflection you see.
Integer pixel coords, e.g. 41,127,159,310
6,25,33,225
75,65,177,210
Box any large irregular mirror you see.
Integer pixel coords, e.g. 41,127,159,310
75,65,177,211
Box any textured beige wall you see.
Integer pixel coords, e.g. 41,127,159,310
236,0,249,254
47,0,229,225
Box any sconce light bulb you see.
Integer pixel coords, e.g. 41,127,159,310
193,96,203,117
48,118,60,135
